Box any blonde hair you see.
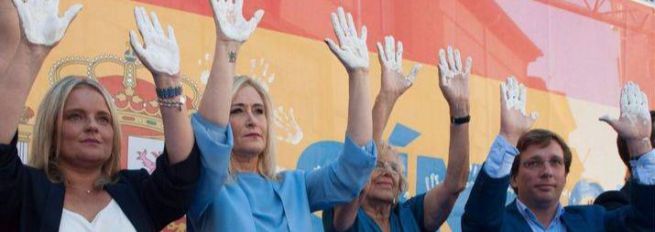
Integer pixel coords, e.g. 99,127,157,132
230,76,277,180
376,142,408,197
29,76,122,186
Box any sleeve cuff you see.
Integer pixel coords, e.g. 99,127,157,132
630,149,655,185
483,135,519,178
191,113,229,143
155,141,201,184
330,136,377,194
339,136,377,169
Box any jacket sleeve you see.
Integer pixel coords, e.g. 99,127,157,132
604,150,655,231
0,132,24,224
139,133,202,230
461,164,511,232
305,136,377,212
186,113,233,230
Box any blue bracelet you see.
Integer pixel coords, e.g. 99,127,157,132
156,86,182,99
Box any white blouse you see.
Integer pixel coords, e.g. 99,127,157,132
59,199,136,232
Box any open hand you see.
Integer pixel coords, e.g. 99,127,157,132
13,0,82,46
210,0,264,43
499,76,538,145
130,7,180,77
325,7,369,73
377,35,420,100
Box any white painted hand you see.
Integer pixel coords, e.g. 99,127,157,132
130,7,180,76
424,173,440,191
500,76,538,144
438,46,471,108
13,0,82,46
274,106,303,145
210,0,264,42
249,58,275,91
600,82,651,142
325,7,369,71
377,35,421,99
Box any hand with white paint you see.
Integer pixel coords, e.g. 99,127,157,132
250,58,275,91
325,7,369,73
274,106,303,145
600,82,652,157
210,0,264,43
438,46,471,117
130,7,180,77
499,76,538,146
377,35,421,101
13,0,82,46
424,173,440,191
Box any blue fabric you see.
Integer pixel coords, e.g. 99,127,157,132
482,135,519,178
465,135,655,231
462,165,655,231
630,149,655,185
515,199,567,232
483,136,655,184
187,113,377,232
322,194,427,232
236,173,289,231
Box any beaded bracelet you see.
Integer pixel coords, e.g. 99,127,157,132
158,96,186,111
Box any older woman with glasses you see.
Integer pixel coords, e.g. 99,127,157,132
323,41,472,231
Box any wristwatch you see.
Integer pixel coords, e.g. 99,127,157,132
451,115,470,125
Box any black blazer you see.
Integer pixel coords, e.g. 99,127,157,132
0,132,201,232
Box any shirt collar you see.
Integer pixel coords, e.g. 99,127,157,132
516,198,565,229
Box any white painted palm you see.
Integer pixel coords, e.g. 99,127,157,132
13,0,82,46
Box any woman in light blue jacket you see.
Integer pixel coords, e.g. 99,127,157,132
186,1,377,231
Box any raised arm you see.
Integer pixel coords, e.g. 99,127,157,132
0,0,81,143
423,46,471,231
329,35,420,231
599,82,655,230
462,77,537,231
185,1,263,227
0,0,20,75
198,0,263,126
325,6,371,145
372,36,420,142
129,7,192,164
0,0,80,222
600,82,653,158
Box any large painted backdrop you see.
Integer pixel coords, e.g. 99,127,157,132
15,0,655,231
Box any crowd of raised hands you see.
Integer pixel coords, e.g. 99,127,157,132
0,0,652,231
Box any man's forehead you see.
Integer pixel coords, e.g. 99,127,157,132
522,141,564,159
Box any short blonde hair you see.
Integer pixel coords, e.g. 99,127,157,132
230,76,277,179
376,142,408,197
29,76,122,186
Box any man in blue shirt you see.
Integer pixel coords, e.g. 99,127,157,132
462,78,655,232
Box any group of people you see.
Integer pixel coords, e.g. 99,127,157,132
0,0,652,231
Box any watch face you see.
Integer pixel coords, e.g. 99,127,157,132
452,115,470,124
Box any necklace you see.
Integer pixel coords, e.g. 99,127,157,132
65,184,98,194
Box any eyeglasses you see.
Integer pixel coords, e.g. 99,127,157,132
521,158,564,170
375,161,402,175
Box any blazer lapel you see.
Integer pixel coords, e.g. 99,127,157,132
506,200,534,231
561,212,587,232
41,183,65,232
106,182,149,231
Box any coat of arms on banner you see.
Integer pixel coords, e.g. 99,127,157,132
128,136,164,174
